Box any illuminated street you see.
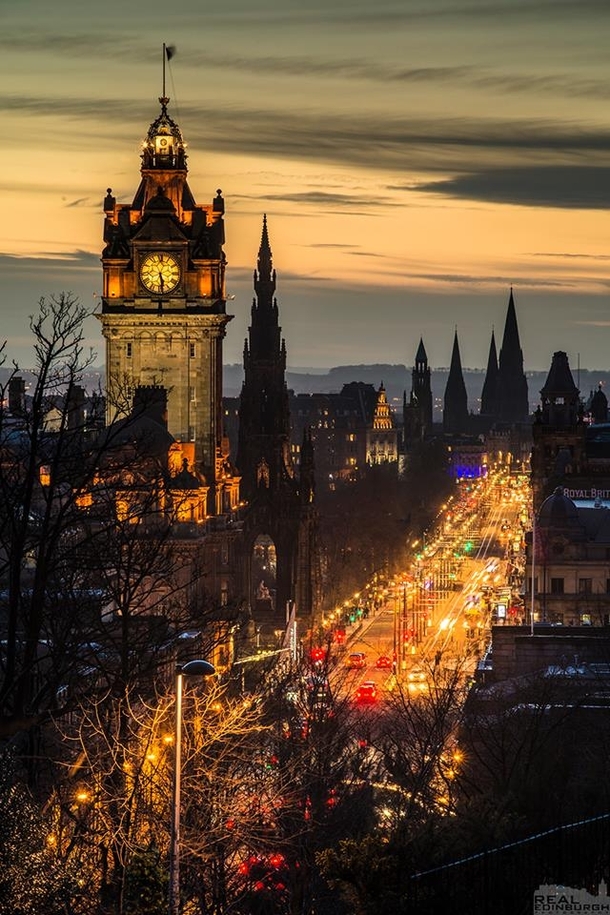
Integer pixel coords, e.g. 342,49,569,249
328,469,530,700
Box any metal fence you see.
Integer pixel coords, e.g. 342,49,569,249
408,812,610,914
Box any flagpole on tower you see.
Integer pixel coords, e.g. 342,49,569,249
162,42,167,99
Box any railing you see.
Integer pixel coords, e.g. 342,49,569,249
408,812,610,914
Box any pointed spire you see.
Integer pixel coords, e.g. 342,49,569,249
254,214,276,300
236,216,292,495
415,337,427,367
443,330,469,434
497,287,529,422
480,328,499,417
257,213,273,282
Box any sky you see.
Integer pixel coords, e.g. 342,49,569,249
2,0,610,375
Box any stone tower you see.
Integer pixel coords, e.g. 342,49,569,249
412,338,433,432
403,337,433,453
531,350,584,509
98,94,231,499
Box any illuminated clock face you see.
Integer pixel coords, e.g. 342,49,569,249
140,252,181,294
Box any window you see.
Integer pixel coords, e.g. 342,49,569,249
578,578,593,594
606,579,610,594
126,342,132,358
550,578,564,595
189,342,196,358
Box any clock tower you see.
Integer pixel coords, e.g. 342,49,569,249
98,94,231,493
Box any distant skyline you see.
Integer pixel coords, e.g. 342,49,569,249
3,1,610,373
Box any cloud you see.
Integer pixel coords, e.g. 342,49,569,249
252,190,393,209
417,166,610,209
572,320,610,328
527,252,610,261
4,85,610,193
306,243,359,250
0,250,99,273
407,271,579,289
194,53,610,104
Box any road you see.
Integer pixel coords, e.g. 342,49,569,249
334,470,530,700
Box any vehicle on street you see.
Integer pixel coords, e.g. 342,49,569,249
355,681,378,703
346,652,367,669
406,665,428,693
375,655,392,669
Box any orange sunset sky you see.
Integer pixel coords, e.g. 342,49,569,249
3,0,610,373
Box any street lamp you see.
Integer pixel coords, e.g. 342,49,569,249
168,659,216,915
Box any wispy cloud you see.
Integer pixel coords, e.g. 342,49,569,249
3,88,610,211
527,252,610,260
0,251,99,271
418,166,610,209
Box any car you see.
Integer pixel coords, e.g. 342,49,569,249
346,652,367,669
406,666,428,693
376,655,393,669
355,681,378,703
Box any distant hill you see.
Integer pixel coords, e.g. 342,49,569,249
8,364,609,423
227,363,610,420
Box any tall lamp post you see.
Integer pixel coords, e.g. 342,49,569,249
168,659,216,915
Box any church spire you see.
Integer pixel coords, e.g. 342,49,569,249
480,328,499,417
443,329,469,435
497,288,529,422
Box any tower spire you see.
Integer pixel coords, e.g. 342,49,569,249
410,336,433,435
497,288,529,422
480,328,499,417
257,213,273,282
443,329,469,434
237,215,291,493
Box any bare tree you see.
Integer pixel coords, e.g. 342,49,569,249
0,294,99,740
50,677,266,914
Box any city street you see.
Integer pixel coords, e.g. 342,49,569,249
331,469,530,700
